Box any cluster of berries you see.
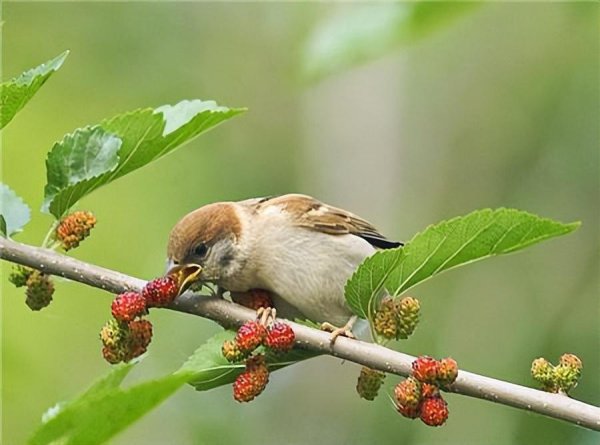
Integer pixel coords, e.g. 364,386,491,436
373,296,420,340
100,275,179,364
8,211,98,312
230,289,274,311
9,266,55,310
394,356,459,427
55,211,97,251
100,318,153,364
232,354,270,403
222,318,295,402
356,367,386,401
531,353,583,394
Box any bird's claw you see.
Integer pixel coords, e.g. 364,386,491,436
321,321,356,344
257,306,277,326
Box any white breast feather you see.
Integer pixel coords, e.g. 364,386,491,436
251,209,376,325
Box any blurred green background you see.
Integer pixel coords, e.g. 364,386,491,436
2,2,598,444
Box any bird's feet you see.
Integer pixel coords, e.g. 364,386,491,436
321,315,358,344
257,306,277,326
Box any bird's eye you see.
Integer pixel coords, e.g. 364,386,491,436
194,243,208,258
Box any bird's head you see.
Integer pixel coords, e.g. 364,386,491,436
166,202,247,291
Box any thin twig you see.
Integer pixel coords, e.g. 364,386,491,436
1,237,598,431
41,220,59,249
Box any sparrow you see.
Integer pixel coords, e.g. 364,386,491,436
166,194,401,338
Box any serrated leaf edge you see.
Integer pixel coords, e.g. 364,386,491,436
388,208,580,295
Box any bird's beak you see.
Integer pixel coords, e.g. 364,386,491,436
167,263,203,294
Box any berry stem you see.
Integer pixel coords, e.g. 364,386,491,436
41,220,60,249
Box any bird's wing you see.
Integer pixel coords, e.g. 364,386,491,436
254,194,402,249
237,196,275,208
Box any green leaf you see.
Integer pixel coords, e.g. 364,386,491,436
0,183,31,236
344,248,403,319
0,51,69,129
387,209,579,295
42,99,245,218
29,359,189,445
30,329,315,445
345,208,579,318
42,127,122,218
178,331,318,391
302,3,478,80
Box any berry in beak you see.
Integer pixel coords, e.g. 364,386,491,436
167,263,203,294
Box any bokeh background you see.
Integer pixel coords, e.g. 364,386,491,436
2,3,598,444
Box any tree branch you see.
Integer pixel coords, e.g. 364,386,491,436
1,236,598,431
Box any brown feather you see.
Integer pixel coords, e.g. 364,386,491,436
167,203,241,263
253,194,401,249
